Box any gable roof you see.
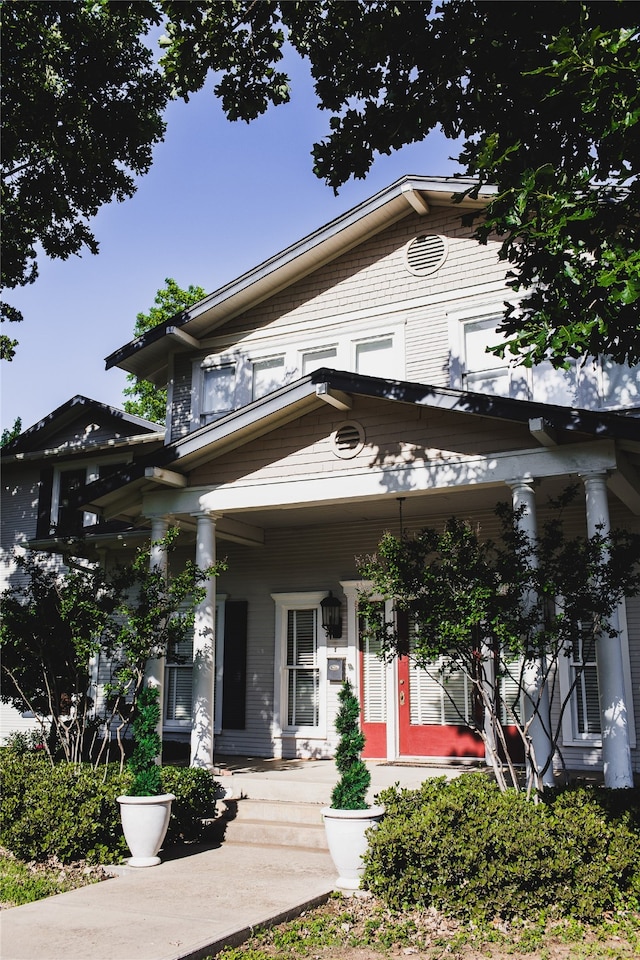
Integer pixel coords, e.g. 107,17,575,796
105,175,496,386
1,395,164,459
79,369,640,520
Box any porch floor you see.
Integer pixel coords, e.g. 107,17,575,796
212,754,487,805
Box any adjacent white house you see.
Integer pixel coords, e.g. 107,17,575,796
2,176,639,785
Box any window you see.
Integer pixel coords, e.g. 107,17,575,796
165,633,194,723
302,347,338,375
461,317,580,405
201,364,235,423
252,356,285,400
451,308,639,411
286,609,319,727
355,337,395,378
558,600,636,747
164,598,226,731
273,591,327,736
601,358,640,410
568,627,601,737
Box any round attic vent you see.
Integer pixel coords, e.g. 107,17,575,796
331,421,365,460
405,234,447,277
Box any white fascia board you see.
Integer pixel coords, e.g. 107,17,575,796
172,379,320,464
142,440,617,518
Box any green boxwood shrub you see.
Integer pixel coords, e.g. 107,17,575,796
161,765,219,843
363,773,640,923
0,750,219,864
0,751,129,864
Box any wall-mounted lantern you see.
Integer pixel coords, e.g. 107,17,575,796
320,591,342,640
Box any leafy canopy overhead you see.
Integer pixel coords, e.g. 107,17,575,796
122,278,206,424
1,0,167,359
3,1,639,368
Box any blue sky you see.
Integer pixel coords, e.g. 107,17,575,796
1,53,459,434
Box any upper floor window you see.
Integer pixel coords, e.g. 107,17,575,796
355,337,395,378
450,308,639,412
252,356,286,400
201,363,236,424
302,346,338,375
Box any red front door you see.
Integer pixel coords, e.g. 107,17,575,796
397,654,485,758
359,607,387,758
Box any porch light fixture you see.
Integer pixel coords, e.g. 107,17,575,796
321,591,342,640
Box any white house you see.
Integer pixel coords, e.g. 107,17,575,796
2,176,639,785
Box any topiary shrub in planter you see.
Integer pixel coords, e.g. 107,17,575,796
362,773,640,923
322,679,384,890
117,685,175,867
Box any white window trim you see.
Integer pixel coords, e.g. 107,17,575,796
558,598,636,748
272,591,327,740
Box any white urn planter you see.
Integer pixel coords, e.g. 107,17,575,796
117,793,175,867
322,804,385,890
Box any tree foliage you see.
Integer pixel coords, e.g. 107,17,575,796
358,491,640,793
0,0,167,357
0,417,22,448
4,1,639,367
0,553,118,762
0,529,224,768
122,278,206,424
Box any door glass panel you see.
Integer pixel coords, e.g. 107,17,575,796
360,606,386,723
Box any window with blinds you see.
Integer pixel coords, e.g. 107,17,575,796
286,608,319,727
165,634,194,722
408,657,474,725
570,628,601,736
360,607,386,724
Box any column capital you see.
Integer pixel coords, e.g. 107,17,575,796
504,478,538,492
190,510,222,522
579,470,609,484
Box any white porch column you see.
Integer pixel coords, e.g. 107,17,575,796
581,472,633,788
507,480,555,788
190,511,217,770
145,516,169,742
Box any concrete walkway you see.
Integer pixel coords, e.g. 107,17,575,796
0,759,471,960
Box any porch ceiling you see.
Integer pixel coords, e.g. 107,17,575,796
174,474,574,538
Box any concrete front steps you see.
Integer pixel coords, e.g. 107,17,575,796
210,771,334,850
213,795,329,850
